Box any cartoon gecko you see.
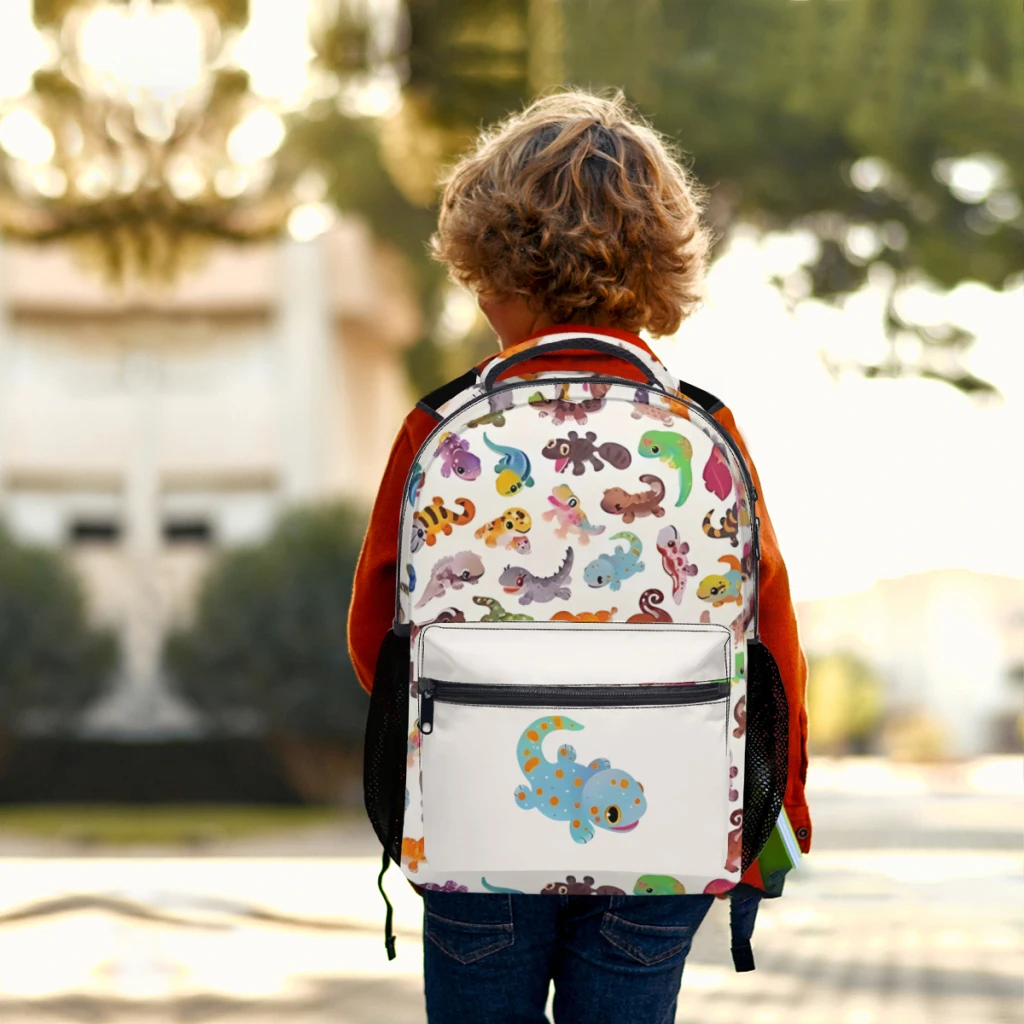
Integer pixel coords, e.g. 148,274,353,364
499,549,574,604
638,431,693,507
725,810,743,873
414,551,486,608
434,432,481,480
631,389,676,426
410,497,476,552
600,474,666,523
702,445,733,501
541,875,625,896
528,384,605,425
467,390,514,428
399,562,416,600
550,608,618,622
697,554,745,608
402,837,426,873
626,589,673,623
473,596,535,622
634,875,687,895
702,502,749,547
417,880,469,893
733,696,747,739
514,715,648,844
541,431,631,475
407,725,421,768
583,531,645,591
542,484,606,545
484,433,535,496
481,878,525,894
656,525,698,604
405,462,425,508
475,506,532,547
729,600,755,648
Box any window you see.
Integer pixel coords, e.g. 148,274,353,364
68,518,122,544
163,518,214,544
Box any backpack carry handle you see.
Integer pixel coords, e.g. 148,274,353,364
482,336,662,391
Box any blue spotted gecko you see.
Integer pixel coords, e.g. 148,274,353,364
514,715,648,844
582,531,645,591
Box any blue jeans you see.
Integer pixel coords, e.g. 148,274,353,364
422,892,714,1024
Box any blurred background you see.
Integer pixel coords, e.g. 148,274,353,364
0,0,1020,1021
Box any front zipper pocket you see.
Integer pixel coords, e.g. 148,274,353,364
410,622,736,885
418,680,731,734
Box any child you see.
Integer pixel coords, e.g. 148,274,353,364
350,89,809,1024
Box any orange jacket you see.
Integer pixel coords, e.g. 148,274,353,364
349,325,811,854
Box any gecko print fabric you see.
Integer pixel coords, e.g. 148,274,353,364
514,715,648,843
401,382,753,633
395,340,758,897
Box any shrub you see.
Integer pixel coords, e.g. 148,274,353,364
0,525,116,733
165,503,369,748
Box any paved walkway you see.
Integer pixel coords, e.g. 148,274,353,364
0,758,1020,1023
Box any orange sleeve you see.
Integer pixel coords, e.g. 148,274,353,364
348,418,421,693
714,406,812,854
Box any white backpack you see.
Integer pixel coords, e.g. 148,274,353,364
364,333,788,962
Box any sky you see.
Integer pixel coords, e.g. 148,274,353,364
648,229,1024,603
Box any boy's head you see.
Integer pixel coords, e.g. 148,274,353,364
432,89,711,345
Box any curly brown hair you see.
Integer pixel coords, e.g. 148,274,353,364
431,89,711,337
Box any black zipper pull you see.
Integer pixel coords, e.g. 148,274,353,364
420,679,435,734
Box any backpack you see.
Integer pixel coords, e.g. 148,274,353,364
364,332,791,967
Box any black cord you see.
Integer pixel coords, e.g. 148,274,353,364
377,848,396,960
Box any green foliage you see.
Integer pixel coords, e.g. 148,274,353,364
302,0,1022,397
0,804,338,847
288,114,444,301
562,0,1023,393
0,525,116,732
165,504,369,744
807,650,885,755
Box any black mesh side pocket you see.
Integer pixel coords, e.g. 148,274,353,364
741,640,789,873
363,629,410,864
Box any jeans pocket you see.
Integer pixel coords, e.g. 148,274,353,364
600,913,697,967
424,893,515,965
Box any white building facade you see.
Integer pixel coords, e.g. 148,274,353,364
0,222,419,736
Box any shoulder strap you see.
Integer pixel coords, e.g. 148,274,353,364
416,368,481,421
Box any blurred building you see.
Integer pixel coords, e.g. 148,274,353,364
797,570,1024,756
0,222,418,736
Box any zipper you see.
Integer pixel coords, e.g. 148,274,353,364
395,375,761,638
418,679,730,734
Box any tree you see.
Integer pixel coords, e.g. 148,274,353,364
806,651,884,756
164,504,369,802
561,0,1024,398
302,0,1023,397
0,525,116,733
